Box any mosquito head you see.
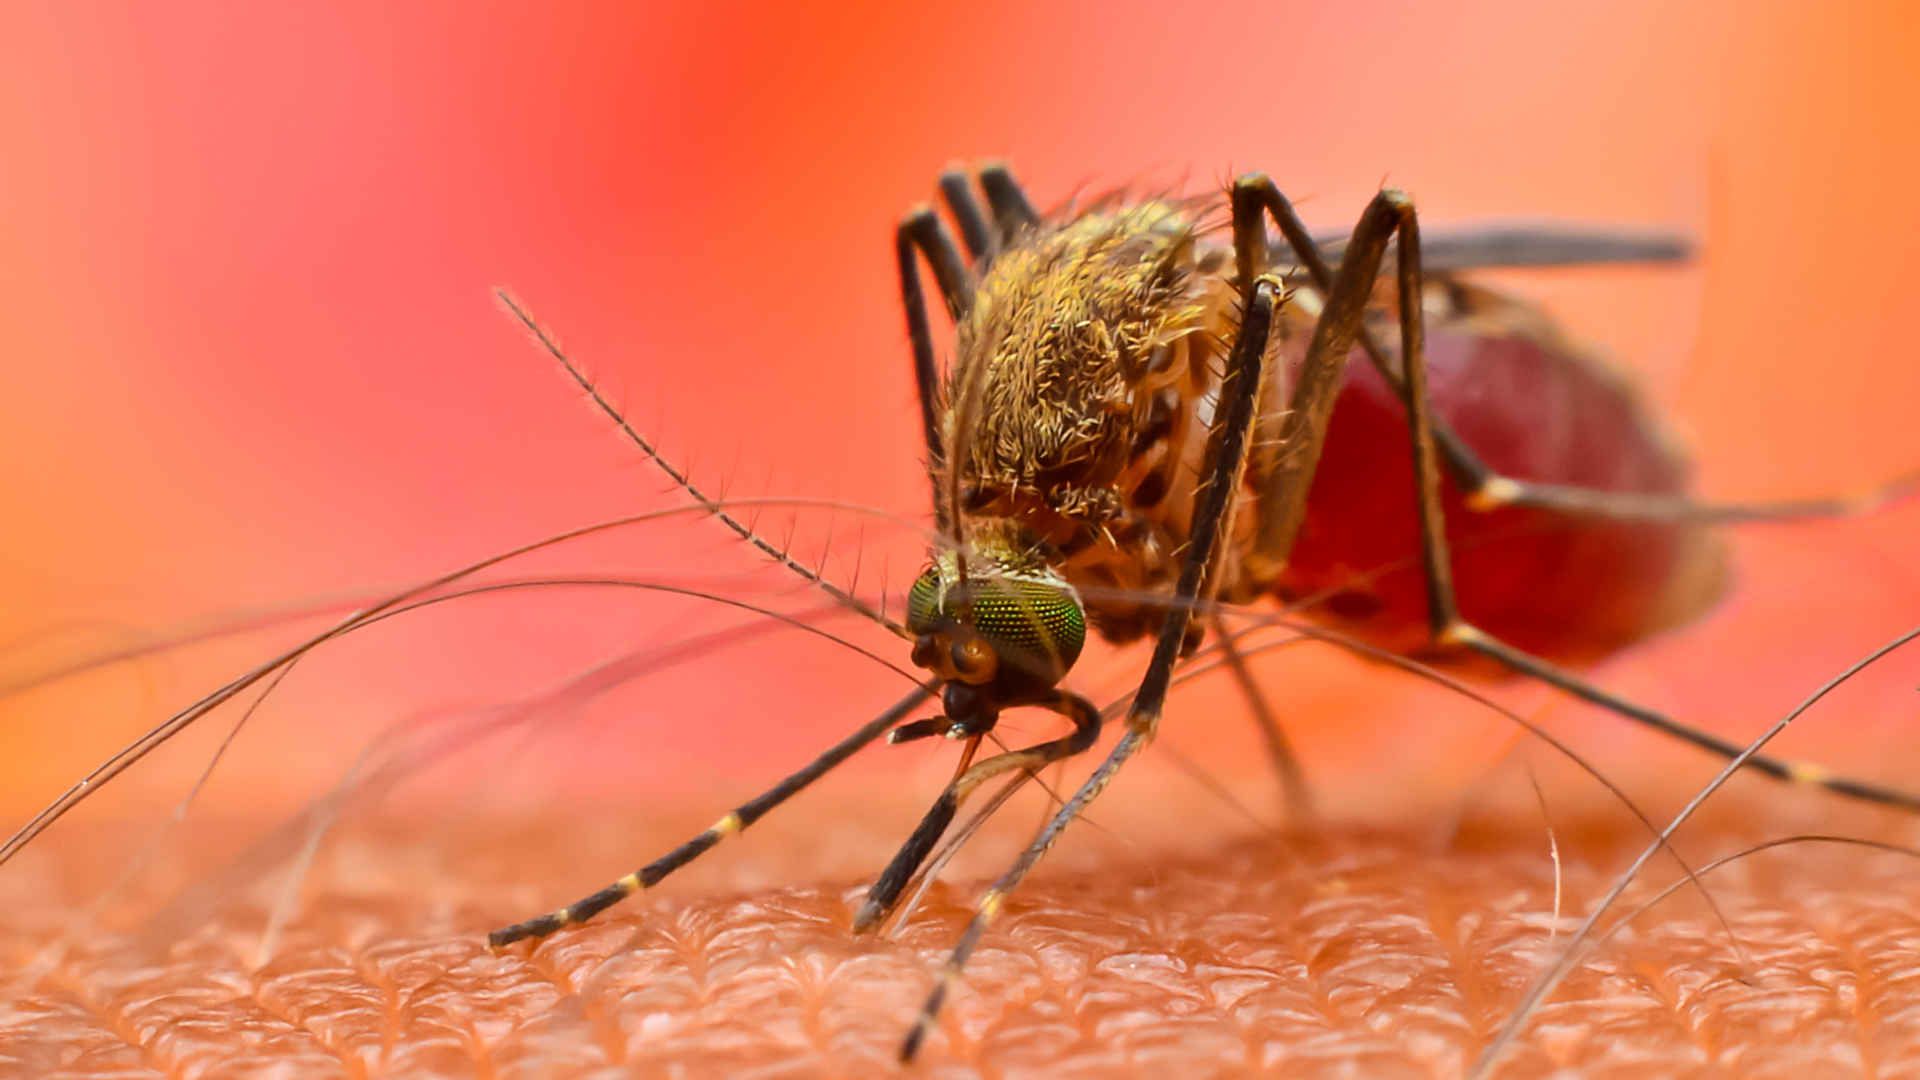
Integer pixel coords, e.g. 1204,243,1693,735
905,551,1086,700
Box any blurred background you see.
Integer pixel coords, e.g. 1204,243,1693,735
2,2,1918,883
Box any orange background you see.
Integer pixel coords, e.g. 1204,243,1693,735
2,3,1918,847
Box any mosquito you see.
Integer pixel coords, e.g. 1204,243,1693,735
478,164,1919,1061
5,164,1913,1063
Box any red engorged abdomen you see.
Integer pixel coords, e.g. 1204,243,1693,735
1277,330,1727,663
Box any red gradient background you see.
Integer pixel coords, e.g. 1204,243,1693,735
3,3,1919,861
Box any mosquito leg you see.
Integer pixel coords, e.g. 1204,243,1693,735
1299,188,1920,815
897,275,1281,1062
979,162,1040,244
896,208,977,526
937,168,997,264
1226,183,1438,818
487,685,932,948
1246,174,1670,494
850,689,1100,933
1236,181,1411,579
1238,176,1917,526
1444,625,1920,811
1463,470,1920,524
1211,614,1313,822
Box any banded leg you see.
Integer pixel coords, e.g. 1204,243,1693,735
1253,182,1920,814
488,685,932,948
1238,175,1918,525
851,689,1100,933
896,206,977,528
897,275,1282,1062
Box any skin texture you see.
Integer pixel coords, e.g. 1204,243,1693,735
8,782,1920,1078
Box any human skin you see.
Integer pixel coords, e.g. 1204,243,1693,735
7,776,1920,1077
3,3,1920,1078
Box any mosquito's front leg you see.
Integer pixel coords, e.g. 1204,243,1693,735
850,688,1101,934
487,686,932,948
896,273,1283,1062
895,203,975,527
896,163,1046,529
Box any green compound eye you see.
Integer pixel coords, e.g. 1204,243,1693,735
969,576,1086,683
906,566,943,634
905,563,1086,687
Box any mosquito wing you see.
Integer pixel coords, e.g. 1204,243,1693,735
1299,222,1692,273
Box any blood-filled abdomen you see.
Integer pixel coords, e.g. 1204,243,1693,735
1277,319,1727,664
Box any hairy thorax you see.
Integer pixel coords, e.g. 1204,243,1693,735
944,200,1254,642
